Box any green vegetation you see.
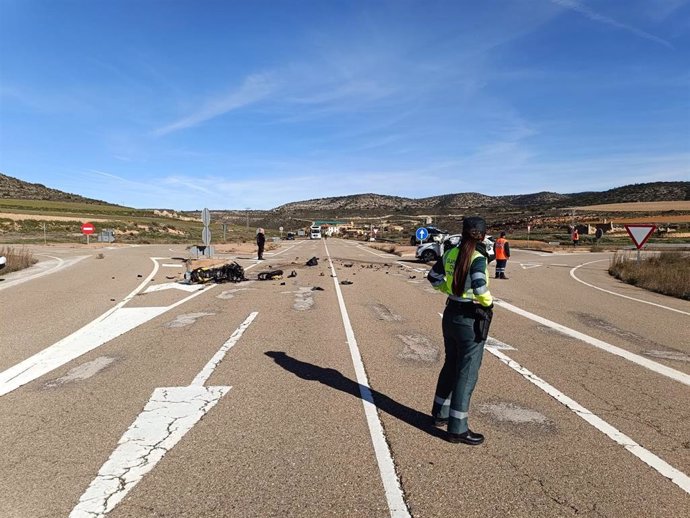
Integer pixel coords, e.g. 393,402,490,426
609,251,690,300
0,246,37,274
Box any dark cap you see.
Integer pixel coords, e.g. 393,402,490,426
500,231,506,237
462,216,487,234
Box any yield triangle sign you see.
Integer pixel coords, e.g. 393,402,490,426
624,224,656,249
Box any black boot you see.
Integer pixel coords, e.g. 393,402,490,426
500,273,508,280
447,429,484,445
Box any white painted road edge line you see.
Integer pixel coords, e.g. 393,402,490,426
487,346,690,495
324,241,411,518
192,312,259,386
570,259,690,316
0,254,88,291
494,299,690,387
70,312,259,518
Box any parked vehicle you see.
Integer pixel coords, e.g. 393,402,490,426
0,256,5,270
409,226,446,245
286,232,296,240
310,226,322,239
416,234,495,263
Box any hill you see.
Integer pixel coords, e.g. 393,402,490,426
273,181,690,214
0,172,111,205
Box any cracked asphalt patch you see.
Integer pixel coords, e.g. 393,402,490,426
397,334,439,363
164,312,215,328
44,356,116,388
371,303,402,322
477,401,555,433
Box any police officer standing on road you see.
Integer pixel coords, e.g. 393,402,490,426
256,228,266,260
494,231,510,279
427,217,494,445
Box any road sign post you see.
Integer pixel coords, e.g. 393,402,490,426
415,227,429,245
624,224,656,264
81,222,95,245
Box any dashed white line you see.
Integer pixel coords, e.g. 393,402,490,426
324,241,411,518
570,259,690,316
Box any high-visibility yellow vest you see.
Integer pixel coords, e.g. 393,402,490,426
436,247,492,307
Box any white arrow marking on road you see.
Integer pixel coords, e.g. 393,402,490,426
0,259,214,397
520,262,542,269
70,312,258,518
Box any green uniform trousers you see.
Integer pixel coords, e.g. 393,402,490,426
432,304,486,434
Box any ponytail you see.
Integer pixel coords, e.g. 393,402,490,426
452,231,481,296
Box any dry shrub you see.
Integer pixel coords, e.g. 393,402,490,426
609,251,689,300
0,246,38,274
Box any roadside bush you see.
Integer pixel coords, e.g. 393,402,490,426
609,251,689,300
0,246,38,274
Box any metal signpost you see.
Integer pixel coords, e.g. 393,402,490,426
279,226,283,238
416,227,429,245
201,208,212,257
81,222,95,245
624,224,656,264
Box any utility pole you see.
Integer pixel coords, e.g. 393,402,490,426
246,208,250,229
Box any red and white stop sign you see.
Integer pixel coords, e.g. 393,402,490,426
81,222,95,235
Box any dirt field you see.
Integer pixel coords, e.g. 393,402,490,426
0,212,112,223
609,215,690,224
575,201,690,212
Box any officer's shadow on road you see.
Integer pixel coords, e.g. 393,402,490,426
265,351,445,440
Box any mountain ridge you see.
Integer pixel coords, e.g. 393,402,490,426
1,172,688,213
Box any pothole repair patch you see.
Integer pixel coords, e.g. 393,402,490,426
165,312,215,328
217,287,253,300
293,287,314,311
643,350,690,362
45,356,116,388
477,402,551,425
397,334,439,363
372,303,402,322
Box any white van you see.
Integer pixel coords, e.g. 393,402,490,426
310,226,322,239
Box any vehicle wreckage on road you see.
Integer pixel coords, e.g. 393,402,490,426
185,261,246,284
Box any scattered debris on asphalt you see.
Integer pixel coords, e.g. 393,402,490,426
186,261,246,284
312,286,324,291
306,257,319,266
258,270,283,281
288,270,297,278
340,280,353,285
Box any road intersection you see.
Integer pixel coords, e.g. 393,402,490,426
1,239,688,517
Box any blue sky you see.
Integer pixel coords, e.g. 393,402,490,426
1,0,688,210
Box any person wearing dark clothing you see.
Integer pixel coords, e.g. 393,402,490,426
256,228,266,260
494,231,510,279
427,217,493,445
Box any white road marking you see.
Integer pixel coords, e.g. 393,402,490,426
191,312,258,386
144,282,201,293
494,299,690,387
162,263,183,268
356,244,399,259
570,260,690,316
487,346,690,495
435,311,690,494
71,312,258,518
0,259,215,397
324,242,411,518
0,255,88,291
520,262,542,269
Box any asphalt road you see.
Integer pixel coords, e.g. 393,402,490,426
1,239,688,517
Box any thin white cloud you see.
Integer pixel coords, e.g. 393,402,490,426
549,0,674,48
152,73,275,136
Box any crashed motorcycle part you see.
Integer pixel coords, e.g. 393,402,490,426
188,262,246,284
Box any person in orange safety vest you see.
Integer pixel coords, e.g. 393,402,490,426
494,232,510,279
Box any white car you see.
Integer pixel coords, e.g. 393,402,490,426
416,234,495,263
0,256,6,270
